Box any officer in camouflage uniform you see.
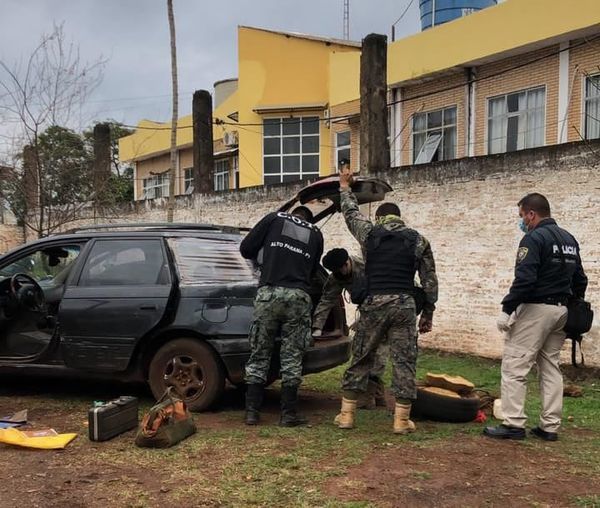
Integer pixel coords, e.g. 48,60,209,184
240,206,323,427
335,166,438,434
312,248,388,409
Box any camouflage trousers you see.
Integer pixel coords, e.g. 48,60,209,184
342,294,418,400
353,322,388,387
245,286,312,387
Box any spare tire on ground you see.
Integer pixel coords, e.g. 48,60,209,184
412,386,480,423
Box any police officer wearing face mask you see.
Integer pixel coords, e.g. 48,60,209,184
484,193,588,441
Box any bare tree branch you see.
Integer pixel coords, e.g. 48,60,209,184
0,23,107,238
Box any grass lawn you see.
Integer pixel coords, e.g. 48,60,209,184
101,351,600,507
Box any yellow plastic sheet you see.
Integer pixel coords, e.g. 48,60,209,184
0,428,77,449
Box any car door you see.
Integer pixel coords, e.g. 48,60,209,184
59,237,173,372
0,241,86,362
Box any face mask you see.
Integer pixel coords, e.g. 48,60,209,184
376,214,400,226
518,218,529,233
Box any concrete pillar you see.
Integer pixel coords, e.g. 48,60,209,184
93,123,111,206
22,145,39,215
193,90,214,194
360,33,390,174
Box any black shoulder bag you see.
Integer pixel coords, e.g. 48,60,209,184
546,228,594,366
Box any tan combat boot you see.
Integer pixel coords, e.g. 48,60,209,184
334,398,357,429
393,403,416,435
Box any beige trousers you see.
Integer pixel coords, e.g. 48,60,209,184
501,303,568,433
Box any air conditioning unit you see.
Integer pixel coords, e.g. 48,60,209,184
223,130,239,147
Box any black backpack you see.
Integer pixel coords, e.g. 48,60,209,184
546,228,594,366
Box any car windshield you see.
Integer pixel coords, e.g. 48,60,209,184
0,245,82,286
169,237,257,286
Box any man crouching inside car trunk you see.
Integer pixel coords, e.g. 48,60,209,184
240,206,323,427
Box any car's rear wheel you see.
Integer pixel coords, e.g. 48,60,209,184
148,338,225,412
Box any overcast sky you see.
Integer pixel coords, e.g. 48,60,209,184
1,0,420,130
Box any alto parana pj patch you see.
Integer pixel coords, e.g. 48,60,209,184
517,247,529,263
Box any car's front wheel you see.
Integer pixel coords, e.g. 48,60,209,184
148,338,225,412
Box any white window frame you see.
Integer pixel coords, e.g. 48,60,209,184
263,116,320,185
142,174,169,199
412,106,457,164
335,130,351,169
214,159,229,192
232,155,239,189
183,168,194,194
487,86,546,155
584,74,600,140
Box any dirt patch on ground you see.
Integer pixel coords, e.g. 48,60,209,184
0,380,341,507
1,378,598,507
324,435,599,507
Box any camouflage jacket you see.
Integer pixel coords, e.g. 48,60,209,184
312,255,364,331
340,189,439,318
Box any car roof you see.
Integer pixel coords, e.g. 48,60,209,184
0,224,244,257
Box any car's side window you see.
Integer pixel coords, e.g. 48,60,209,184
78,239,170,286
0,245,82,286
169,237,256,285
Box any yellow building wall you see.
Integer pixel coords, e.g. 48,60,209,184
237,27,359,187
387,0,600,86
119,89,239,163
329,51,360,107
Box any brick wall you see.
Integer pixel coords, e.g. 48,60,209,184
18,140,600,367
568,39,600,143
376,140,600,366
0,225,24,254
390,43,586,165
401,72,468,165
475,45,560,156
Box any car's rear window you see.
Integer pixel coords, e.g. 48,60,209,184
169,237,256,285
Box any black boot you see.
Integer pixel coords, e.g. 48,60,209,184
279,385,308,427
245,383,264,426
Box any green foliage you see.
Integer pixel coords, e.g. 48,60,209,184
6,121,134,230
38,125,93,205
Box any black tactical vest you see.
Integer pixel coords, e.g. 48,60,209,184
365,226,418,294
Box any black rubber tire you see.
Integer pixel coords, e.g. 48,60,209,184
148,338,225,412
412,387,480,423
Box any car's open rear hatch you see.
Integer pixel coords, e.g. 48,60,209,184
278,176,393,223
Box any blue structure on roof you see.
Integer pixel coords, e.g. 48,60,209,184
419,0,498,30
